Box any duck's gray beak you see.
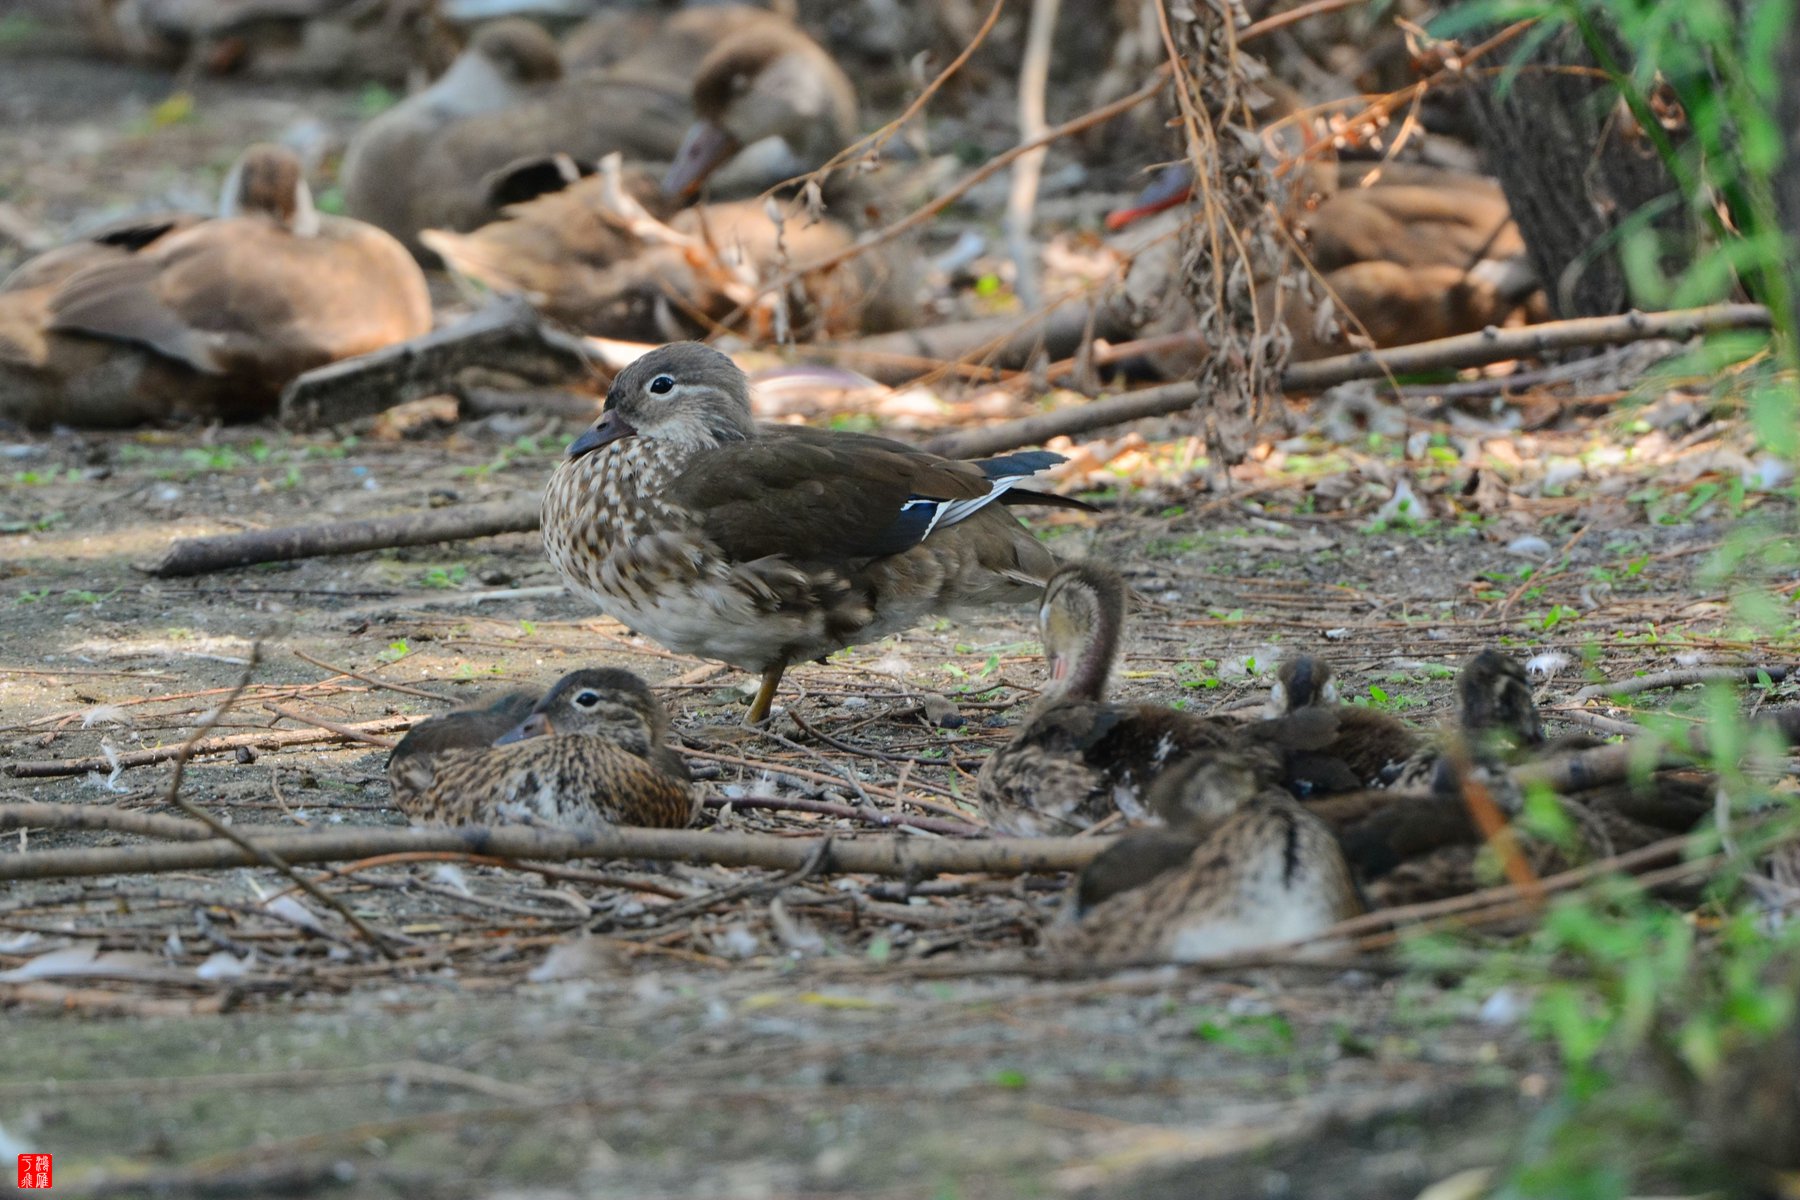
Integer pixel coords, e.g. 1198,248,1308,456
567,410,636,457
663,120,740,199
494,711,553,745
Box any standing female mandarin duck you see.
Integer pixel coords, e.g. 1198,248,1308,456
389,669,695,831
341,18,565,259
540,342,1081,725
977,563,1344,837
0,143,430,428
1047,746,1364,962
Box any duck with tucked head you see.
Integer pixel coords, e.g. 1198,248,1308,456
977,563,1342,836
342,18,565,259
662,20,860,200
540,342,1082,725
389,669,694,832
1,143,430,427
1047,746,1364,962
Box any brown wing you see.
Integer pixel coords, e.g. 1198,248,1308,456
668,431,996,563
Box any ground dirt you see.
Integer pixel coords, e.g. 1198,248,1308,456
1,18,1794,1200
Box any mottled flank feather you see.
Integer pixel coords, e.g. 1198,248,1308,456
389,669,694,832
1047,748,1363,962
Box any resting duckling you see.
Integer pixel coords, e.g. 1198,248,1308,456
390,669,695,832
1,143,430,428
977,563,1339,836
341,19,565,259
1047,746,1364,961
1266,655,1426,788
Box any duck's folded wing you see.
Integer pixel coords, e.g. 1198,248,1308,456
672,438,1063,561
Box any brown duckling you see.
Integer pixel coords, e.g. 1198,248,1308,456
977,563,1341,836
390,669,695,831
1310,650,1708,906
661,19,860,199
1266,655,1426,788
422,164,915,341
341,18,565,259
1,143,431,428
541,342,1082,725
1048,746,1364,961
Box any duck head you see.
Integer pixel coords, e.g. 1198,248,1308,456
1457,649,1544,751
1146,746,1280,835
496,667,670,758
218,142,319,236
1266,655,1338,717
465,18,563,87
1038,563,1125,704
662,25,858,199
567,342,757,456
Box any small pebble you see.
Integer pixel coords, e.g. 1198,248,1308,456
1505,535,1553,558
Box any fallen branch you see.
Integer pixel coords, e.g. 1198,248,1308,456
149,497,541,578
821,295,1133,386
0,804,218,841
4,715,419,778
278,295,595,430
922,377,1205,459
0,825,1107,882
702,794,983,838
922,303,1772,459
1572,664,1795,702
1280,303,1772,392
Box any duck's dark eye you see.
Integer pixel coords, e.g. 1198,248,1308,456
648,374,675,395
574,690,601,708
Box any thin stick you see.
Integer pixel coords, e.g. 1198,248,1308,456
0,825,1109,883
702,794,982,838
720,69,1173,327
5,715,420,778
1280,303,1772,391
290,648,449,702
1572,664,1795,702
156,646,402,960
922,303,1773,459
266,706,404,750
1004,0,1062,309
1240,0,1374,45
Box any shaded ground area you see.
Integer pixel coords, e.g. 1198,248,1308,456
1,410,1779,1197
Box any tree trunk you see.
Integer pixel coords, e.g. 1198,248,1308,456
1472,26,1689,319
